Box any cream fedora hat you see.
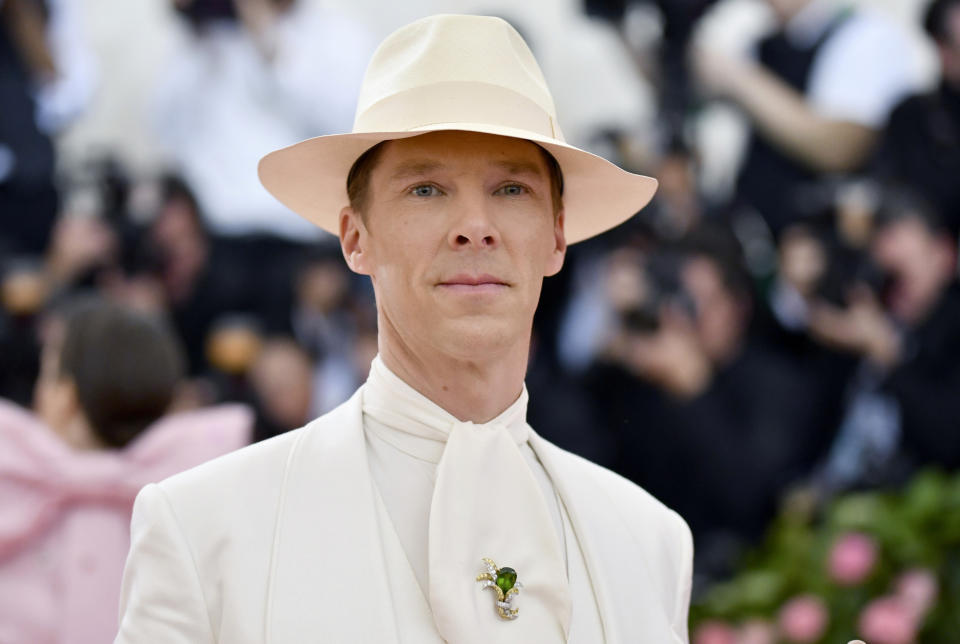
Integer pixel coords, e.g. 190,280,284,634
257,13,657,244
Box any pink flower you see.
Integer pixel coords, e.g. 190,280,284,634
778,594,829,643
895,568,938,619
694,620,737,644
858,596,918,644
828,532,878,586
736,619,776,644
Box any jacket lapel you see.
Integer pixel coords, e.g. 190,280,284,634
529,431,677,642
264,391,679,642
266,390,401,644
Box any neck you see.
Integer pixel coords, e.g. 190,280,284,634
377,327,529,424
56,415,106,451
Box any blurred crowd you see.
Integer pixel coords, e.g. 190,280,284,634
2,0,960,637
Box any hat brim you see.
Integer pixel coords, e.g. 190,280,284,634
257,123,657,245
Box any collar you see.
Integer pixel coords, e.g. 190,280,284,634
784,0,846,48
362,354,530,464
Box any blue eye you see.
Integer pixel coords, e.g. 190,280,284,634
497,184,526,196
411,185,439,197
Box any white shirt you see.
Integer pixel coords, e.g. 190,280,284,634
784,0,925,128
361,356,605,641
153,6,374,240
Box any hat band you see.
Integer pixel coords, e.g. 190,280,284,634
353,82,562,142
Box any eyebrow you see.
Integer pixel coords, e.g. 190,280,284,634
388,160,444,182
387,159,547,182
490,159,547,179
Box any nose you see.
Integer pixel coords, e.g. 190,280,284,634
448,194,499,249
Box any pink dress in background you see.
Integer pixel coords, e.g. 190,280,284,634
0,400,252,644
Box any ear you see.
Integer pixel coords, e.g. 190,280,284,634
339,206,373,276
544,210,567,277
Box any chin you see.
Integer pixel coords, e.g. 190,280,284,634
431,317,524,360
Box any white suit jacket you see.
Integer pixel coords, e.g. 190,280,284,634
115,388,693,642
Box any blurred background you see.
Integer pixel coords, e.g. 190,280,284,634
2,0,960,642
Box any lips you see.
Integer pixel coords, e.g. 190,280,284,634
437,273,510,291
439,273,508,286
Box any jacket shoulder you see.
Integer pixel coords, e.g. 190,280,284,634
119,399,358,641
533,435,694,638
146,424,312,574
157,422,306,502
151,389,360,532
546,438,687,528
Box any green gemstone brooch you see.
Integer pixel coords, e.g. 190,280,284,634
476,558,522,620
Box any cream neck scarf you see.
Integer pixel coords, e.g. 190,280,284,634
363,356,572,642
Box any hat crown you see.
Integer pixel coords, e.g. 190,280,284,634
354,15,560,138
258,14,658,247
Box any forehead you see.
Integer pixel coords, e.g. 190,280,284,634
877,216,931,245
373,131,550,179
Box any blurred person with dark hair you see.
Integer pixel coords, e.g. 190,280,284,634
0,0,94,259
0,298,250,644
585,0,719,142
694,0,924,237
0,257,47,406
141,174,250,374
247,335,313,441
809,191,960,492
873,0,960,237
154,0,374,336
289,247,374,412
1,186,121,408
755,214,863,435
587,231,833,582
290,247,354,358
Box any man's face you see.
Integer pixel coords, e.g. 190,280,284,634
765,0,811,23
872,217,955,324
340,131,566,361
682,257,746,365
939,5,960,85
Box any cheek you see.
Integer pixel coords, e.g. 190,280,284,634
513,218,561,268
369,227,428,276
370,247,436,320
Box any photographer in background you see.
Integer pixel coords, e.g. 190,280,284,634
157,0,372,242
874,0,960,237
0,0,94,259
810,191,960,493
154,0,375,341
587,230,831,584
694,0,923,237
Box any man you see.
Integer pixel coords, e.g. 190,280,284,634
874,0,960,237
808,192,960,492
157,0,373,241
586,234,832,583
694,0,922,236
115,14,692,643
